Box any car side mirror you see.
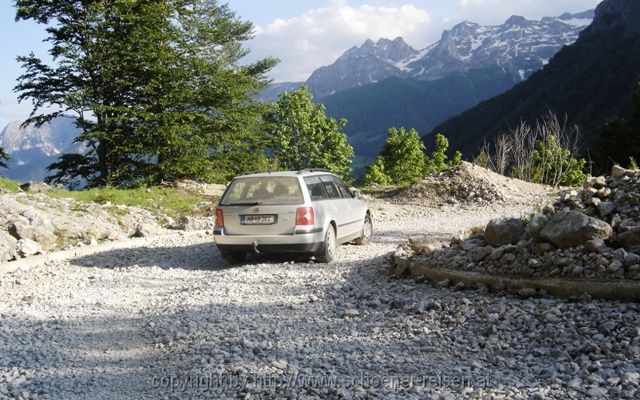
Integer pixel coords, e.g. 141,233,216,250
350,188,361,198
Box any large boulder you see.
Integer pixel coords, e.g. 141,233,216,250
16,238,42,257
0,231,18,262
484,218,524,246
540,210,613,249
408,236,443,254
179,216,212,231
8,220,57,250
134,223,160,238
618,228,640,251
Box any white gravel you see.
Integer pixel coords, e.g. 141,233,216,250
1,200,639,399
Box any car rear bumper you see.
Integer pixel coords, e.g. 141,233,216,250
213,227,325,254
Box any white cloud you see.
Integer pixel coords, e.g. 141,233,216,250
245,3,435,82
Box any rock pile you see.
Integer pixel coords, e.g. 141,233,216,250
395,166,640,283
392,161,551,207
0,192,163,262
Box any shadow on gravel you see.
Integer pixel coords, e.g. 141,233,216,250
68,242,233,271
6,253,636,399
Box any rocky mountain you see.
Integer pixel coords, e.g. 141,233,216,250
429,0,640,158
0,117,81,182
264,10,593,100
307,37,419,98
405,10,594,82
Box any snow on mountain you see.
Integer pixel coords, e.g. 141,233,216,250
306,37,419,99
278,10,594,100
406,10,595,81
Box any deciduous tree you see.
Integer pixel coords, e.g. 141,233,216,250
15,0,276,187
265,87,353,180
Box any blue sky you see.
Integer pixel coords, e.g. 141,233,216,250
0,0,600,128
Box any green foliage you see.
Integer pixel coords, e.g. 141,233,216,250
47,186,205,220
380,127,426,185
424,133,452,174
532,135,587,186
450,151,463,168
0,176,20,192
0,147,8,169
630,157,639,170
15,0,277,187
265,87,354,180
362,157,390,186
472,149,490,168
363,129,462,186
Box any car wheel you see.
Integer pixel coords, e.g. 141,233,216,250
354,214,372,245
316,225,336,263
220,250,247,265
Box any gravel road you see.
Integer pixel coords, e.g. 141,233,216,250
1,200,639,399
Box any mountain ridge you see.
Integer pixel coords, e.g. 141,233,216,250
427,0,640,158
262,9,594,100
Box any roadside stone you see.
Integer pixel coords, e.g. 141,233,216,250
0,231,18,261
618,228,640,251
134,223,159,238
585,239,605,253
408,236,443,254
19,181,51,192
484,218,524,246
539,210,613,248
179,216,211,231
624,252,640,267
469,246,492,262
461,238,484,251
16,239,42,257
598,201,616,217
585,176,607,189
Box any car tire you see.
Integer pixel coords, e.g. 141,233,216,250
316,225,336,263
354,214,372,245
220,250,247,265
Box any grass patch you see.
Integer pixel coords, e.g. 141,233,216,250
0,176,21,192
47,186,206,219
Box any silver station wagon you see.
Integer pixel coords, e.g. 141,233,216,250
213,170,372,263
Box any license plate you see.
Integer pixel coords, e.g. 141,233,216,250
240,214,276,225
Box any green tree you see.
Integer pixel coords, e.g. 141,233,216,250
362,156,389,186
533,135,587,187
0,147,8,169
265,87,353,180
15,0,276,187
379,127,426,185
425,132,459,174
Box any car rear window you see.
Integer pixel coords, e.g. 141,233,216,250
220,177,304,205
304,176,329,201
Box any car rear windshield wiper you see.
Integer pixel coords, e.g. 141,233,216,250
221,201,263,206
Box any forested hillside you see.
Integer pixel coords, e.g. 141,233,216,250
429,0,640,158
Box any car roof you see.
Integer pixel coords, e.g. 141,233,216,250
234,170,336,179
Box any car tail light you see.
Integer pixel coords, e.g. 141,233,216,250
215,208,224,227
296,207,315,225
